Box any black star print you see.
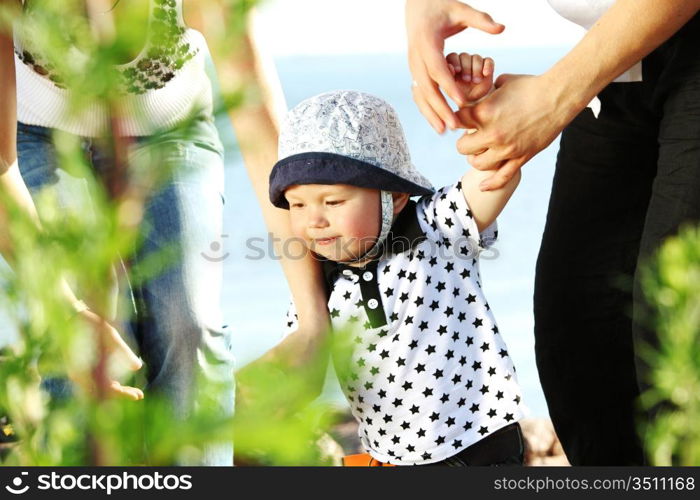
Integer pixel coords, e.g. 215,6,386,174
414,296,424,307
496,391,504,400
417,428,426,438
415,363,426,373
378,429,386,436
466,336,474,346
407,444,415,452
357,358,366,367
330,308,340,318
380,350,390,359
505,413,514,422
499,349,508,358
452,439,462,449
480,342,490,352
373,404,381,413
478,426,489,436
471,361,481,371
488,366,497,376
514,396,521,404
457,397,466,407
437,324,448,335
487,408,497,418
425,345,436,355
460,269,471,279
451,374,461,384
428,257,437,267
397,269,407,279
409,405,420,414
472,318,483,328
449,201,458,211
385,287,394,297
383,414,393,423
408,339,418,349
407,272,417,282
383,265,391,274
402,381,413,391
469,403,480,413
365,418,372,425
364,382,373,390
452,287,461,297
416,251,425,260
452,331,460,341
425,276,432,285
479,385,489,395
399,292,409,303
418,320,429,331
444,262,454,272
492,325,499,334
436,281,446,292
444,306,454,317
435,435,446,445
404,315,413,325
466,294,477,304
396,357,406,367
422,387,433,397
391,435,400,444
429,412,440,422
392,398,403,408
387,374,396,383
378,390,387,399
389,312,399,322
444,217,454,228
421,452,431,460
429,300,440,311
459,356,467,366
400,421,410,430
440,393,449,403
457,312,467,322
445,349,454,360
445,417,456,427
466,379,473,390
363,321,372,330
433,369,444,379
463,421,473,431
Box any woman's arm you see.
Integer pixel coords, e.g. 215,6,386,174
456,0,700,191
184,3,330,361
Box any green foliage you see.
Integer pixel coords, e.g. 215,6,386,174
1,0,338,466
640,225,700,465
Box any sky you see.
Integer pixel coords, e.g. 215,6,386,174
256,0,586,56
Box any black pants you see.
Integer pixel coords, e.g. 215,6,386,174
534,14,700,465
424,423,524,466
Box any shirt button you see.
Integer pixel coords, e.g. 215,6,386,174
367,298,379,309
342,269,353,276
363,272,374,281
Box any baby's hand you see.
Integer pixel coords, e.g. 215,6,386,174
446,52,494,104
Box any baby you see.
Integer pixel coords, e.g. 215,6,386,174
270,54,526,466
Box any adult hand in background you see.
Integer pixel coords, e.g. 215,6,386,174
406,0,504,133
456,73,582,191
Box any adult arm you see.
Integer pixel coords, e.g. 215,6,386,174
457,0,700,191
184,3,330,370
406,0,504,133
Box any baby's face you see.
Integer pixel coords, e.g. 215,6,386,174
285,184,381,263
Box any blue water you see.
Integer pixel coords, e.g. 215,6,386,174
222,48,572,417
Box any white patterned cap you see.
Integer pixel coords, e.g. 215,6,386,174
270,90,434,208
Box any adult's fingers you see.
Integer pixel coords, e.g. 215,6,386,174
478,158,525,191
452,2,505,34
423,47,464,122
456,125,492,154
467,149,507,171
110,381,145,401
412,80,446,133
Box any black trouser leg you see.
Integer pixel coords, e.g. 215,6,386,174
534,91,657,465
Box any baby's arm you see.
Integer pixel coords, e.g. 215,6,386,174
447,52,520,231
461,166,520,232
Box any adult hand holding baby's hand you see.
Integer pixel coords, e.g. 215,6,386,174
455,73,580,191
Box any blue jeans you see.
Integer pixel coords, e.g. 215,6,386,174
17,116,234,466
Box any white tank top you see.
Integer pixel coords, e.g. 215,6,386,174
546,0,642,82
14,0,214,137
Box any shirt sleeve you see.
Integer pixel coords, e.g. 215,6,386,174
416,180,498,259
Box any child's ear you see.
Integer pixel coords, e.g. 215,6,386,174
392,192,410,215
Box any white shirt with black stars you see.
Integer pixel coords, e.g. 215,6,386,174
284,181,527,465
